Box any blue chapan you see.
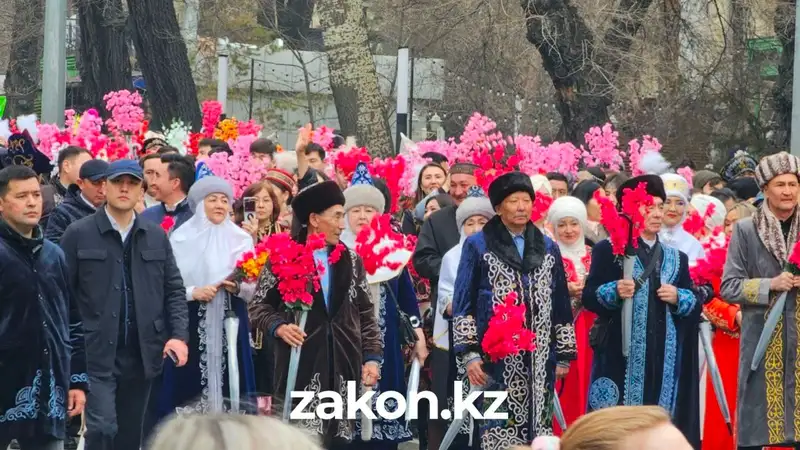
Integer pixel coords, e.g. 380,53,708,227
582,238,701,447
195,161,214,180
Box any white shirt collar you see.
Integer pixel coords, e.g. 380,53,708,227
105,207,134,242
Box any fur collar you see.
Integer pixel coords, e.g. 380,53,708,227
482,216,545,273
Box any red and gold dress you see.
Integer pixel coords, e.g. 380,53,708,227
554,248,593,435
702,280,741,450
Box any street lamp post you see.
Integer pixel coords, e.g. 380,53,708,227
790,0,800,155
41,0,67,125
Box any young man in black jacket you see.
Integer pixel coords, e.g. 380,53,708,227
60,160,189,450
45,159,108,244
0,165,88,450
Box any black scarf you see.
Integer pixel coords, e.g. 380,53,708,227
482,215,545,273
0,218,44,258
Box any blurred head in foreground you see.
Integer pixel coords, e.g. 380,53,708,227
526,406,692,450
147,414,322,450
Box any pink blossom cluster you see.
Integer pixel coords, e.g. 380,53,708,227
311,125,336,150
237,119,262,138
103,90,144,134
628,135,662,176
204,135,267,198
582,123,623,171
677,166,694,188
459,112,505,155
201,101,223,138
514,135,581,175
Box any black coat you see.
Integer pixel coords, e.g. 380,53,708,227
60,210,190,380
411,205,459,304
40,177,68,230
45,184,95,244
0,220,88,440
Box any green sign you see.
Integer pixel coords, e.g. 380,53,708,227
0,96,7,118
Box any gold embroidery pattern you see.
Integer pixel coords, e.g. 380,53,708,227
765,317,785,443
743,279,761,304
795,302,800,438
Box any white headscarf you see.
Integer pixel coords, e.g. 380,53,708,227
169,177,253,414
547,196,588,277
659,174,705,264
171,179,254,286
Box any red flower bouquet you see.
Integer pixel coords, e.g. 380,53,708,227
231,239,270,283
263,232,345,310
481,292,536,362
354,214,415,277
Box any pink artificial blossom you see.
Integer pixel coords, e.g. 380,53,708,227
201,101,223,138
628,135,663,176
103,90,145,134
582,123,623,171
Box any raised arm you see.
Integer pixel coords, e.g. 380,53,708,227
412,214,443,280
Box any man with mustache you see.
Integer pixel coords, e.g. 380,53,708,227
721,152,800,449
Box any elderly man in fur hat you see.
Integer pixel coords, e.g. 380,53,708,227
721,152,800,449
249,180,382,450
451,172,576,449
582,174,701,447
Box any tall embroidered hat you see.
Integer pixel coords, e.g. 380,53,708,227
195,161,214,181
344,162,385,213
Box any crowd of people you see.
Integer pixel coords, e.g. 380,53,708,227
0,117,797,450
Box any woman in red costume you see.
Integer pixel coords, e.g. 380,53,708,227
699,201,756,450
547,196,593,434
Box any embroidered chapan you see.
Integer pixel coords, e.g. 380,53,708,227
721,216,800,447
582,238,701,447
451,223,576,450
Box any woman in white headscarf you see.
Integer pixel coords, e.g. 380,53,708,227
433,186,494,450
157,176,257,417
659,174,705,264
340,163,426,450
547,196,594,434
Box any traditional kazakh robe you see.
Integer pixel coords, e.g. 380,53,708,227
350,271,419,447
451,217,577,450
582,237,701,448
554,245,593,435
157,199,258,417
702,283,741,450
249,246,383,448
720,209,800,448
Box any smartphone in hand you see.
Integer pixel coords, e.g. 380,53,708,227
243,197,257,223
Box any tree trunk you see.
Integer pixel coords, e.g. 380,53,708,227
257,0,316,48
77,0,132,114
126,0,201,130
522,0,653,145
317,0,394,157
772,0,794,149
4,0,44,117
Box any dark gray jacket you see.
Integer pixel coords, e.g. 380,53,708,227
60,210,189,379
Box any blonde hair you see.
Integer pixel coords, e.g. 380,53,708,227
147,414,322,450
728,201,756,220
559,406,672,450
